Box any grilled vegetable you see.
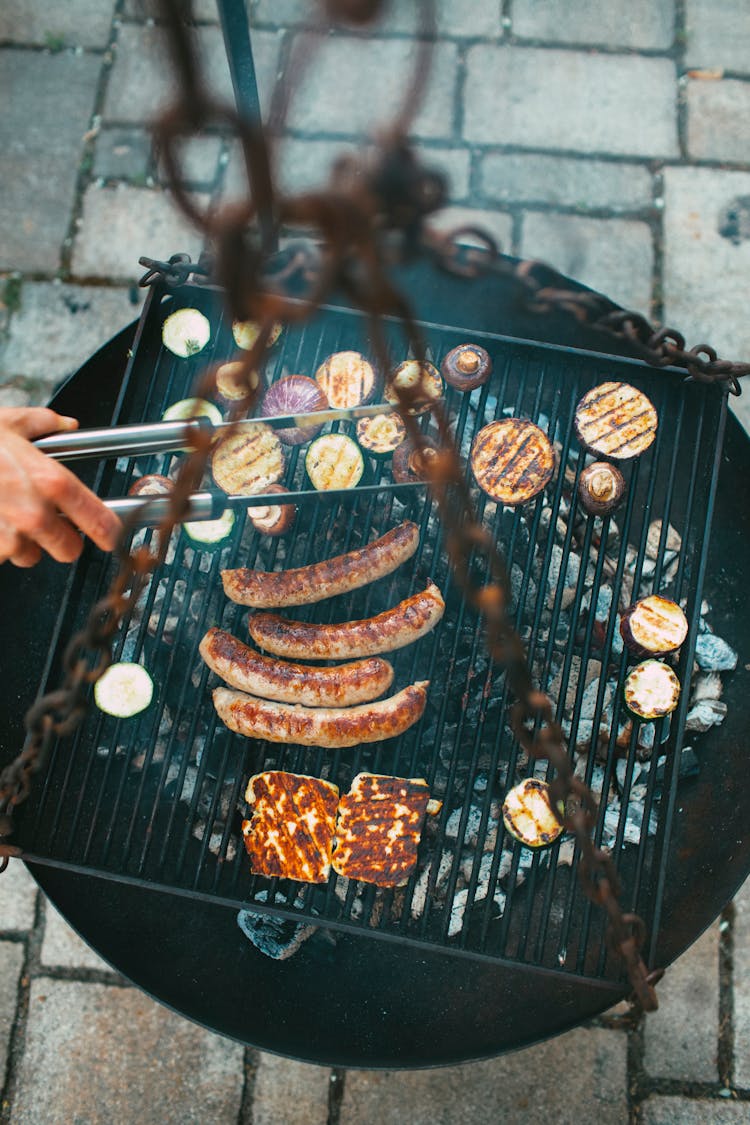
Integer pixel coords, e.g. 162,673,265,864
128,474,174,497
305,432,364,491
248,483,296,536
162,308,211,358
620,595,688,658
232,319,282,351
384,360,443,416
162,397,223,427
213,360,261,406
577,461,626,516
260,376,329,445
392,437,439,484
184,508,235,547
441,344,492,392
356,411,406,458
574,382,658,459
502,777,564,849
94,662,154,718
211,423,285,495
623,659,681,720
314,351,376,409
471,418,555,506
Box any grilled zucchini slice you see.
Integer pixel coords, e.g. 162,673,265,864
620,595,689,658
502,777,564,848
184,508,236,547
162,397,222,426
211,423,285,495
623,659,681,720
305,433,364,491
574,382,658,459
471,418,555,506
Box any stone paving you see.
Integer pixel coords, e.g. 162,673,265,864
1,1,750,1122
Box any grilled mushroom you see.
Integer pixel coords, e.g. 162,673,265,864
356,411,406,458
574,382,658,460
623,660,681,720
620,595,688,658
248,483,296,536
128,474,174,497
392,438,439,484
232,319,282,351
471,418,555,506
441,344,492,392
213,360,261,407
385,361,443,416
577,461,626,516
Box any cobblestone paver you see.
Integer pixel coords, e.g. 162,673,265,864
1,1,750,1122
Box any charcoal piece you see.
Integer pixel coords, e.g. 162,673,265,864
237,908,317,961
691,673,722,703
695,634,738,672
655,745,700,784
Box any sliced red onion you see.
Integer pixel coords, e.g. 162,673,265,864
260,376,329,446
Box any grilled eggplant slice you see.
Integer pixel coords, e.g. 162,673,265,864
356,411,406,458
305,433,364,490
384,360,443,416
620,595,688,658
315,351,377,409
502,777,564,848
162,308,210,358
248,483,296,536
441,343,492,392
232,319,282,351
574,382,658,459
577,461,625,516
471,418,555,506
624,659,681,720
211,423,285,495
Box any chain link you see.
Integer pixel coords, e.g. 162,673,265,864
3,0,748,1013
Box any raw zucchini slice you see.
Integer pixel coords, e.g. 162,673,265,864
94,662,154,718
184,508,236,546
162,308,211,358
502,777,564,848
306,433,364,491
162,398,223,426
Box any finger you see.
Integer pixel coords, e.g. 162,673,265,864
0,526,22,565
9,536,43,568
0,408,79,440
36,463,121,553
13,492,85,564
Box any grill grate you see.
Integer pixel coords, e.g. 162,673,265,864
15,279,726,986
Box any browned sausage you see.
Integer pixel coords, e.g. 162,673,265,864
247,582,445,660
213,682,429,748
221,520,419,608
199,627,394,707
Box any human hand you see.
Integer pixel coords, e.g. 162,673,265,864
0,407,122,567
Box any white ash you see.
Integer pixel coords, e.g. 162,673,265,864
685,699,727,733
691,672,722,703
191,820,238,861
695,634,737,672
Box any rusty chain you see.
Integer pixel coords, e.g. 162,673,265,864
2,0,748,1012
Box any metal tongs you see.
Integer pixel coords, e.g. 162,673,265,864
34,404,422,526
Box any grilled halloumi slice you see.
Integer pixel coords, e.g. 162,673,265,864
502,777,564,849
574,381,658,459
332,773,430,887
242,771,339,883
471,418,555,506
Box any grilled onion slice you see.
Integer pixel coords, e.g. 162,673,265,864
502,778,564,849
574,382,658,459
620,595,689,658
471,418,555,506
623,659,681,720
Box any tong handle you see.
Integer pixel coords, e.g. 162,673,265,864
34,418,211,461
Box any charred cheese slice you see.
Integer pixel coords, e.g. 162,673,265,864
332,773,430,887
574,381,658,459
242,771,339,883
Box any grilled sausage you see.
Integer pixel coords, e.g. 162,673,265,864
213,681,429,748
248,582,445,660
199,627,394,706
221,520,420,608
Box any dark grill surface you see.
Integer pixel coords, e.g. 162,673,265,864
15,281,726,986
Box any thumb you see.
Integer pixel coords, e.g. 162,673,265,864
0,407,79,440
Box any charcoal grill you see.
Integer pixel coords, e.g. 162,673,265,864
2,251,749,1067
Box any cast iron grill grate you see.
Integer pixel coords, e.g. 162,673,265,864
13,278,726,986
